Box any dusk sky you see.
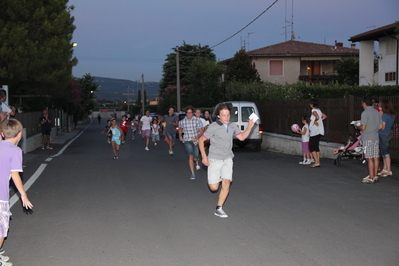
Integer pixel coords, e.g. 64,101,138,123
69,0,399,82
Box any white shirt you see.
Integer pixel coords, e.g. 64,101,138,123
140,116,152,130
309,108,324,136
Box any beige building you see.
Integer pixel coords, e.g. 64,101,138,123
349,22,398,86
224,40,359,84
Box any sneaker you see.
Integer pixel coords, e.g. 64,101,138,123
145,147,149,151
303,160,311,165
196,165,201,170
113,156,117,160
299,161,304,164
115,156,118,160
0,260,13,266
46,146,53,150
107,141,111,144
190,174,196,180
41,146,44,150
169,150,173,155
0,255,10,262
214,207,228,218
0,248,5,255
310,159,315,163
0,260,12,266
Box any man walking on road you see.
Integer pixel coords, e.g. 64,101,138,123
139,110,153,151
163,106,179,155
179,106,204,180
199,103,255,218
357,96,382,183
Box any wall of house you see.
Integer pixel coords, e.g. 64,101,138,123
378,36,398,85
252,57,301,84
359,40,375,85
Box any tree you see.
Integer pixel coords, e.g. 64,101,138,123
159,43,216,111
185,58,224,107
137,89,141,105
76,74,98,115
160,43,216,92
334,58,359,85
0,0,77,108
224,49,261,84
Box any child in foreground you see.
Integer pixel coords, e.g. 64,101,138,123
0,119,33,266
109,118,123,160
294,116,313,165
199,103,255,218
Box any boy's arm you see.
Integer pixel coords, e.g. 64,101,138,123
11,172,33,209
199,136,210,166
236,120,255,141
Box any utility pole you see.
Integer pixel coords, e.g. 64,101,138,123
175,46,181,112
122,86,135,113
141,74,145,115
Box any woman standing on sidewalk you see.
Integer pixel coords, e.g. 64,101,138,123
378,100,396,177
309,99,327,168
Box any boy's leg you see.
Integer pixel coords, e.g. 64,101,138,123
146,136,150,148
188,155,195,174
217,179,231,206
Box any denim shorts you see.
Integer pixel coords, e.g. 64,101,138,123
165,131,177,145
379,134,391,158
184,141,199,159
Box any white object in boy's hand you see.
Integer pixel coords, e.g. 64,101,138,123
1,103,12,113
249,113,259,123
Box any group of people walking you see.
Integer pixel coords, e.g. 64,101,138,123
102,105,256,219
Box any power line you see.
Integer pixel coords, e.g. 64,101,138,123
209,0,280,49
178,0,280,54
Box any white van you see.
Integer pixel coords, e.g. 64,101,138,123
212,101,263,151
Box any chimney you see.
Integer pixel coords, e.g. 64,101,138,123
336,42,343,47
351,43,356,49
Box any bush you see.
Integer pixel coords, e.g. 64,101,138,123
225,81,399,101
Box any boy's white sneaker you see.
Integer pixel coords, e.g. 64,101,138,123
214,207,228,218
303,160,311,165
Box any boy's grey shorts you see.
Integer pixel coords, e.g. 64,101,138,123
207,158,233,184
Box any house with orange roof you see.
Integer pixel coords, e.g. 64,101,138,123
349,22,398,86
223,40,359,84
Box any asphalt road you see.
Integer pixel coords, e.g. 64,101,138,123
5,121,399,266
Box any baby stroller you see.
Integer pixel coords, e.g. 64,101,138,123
334,127,365,166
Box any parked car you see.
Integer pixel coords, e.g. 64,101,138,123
212,101,263,151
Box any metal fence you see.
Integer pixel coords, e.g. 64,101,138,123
255,96,399,164
12,109,64,138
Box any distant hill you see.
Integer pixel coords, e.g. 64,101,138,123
93,76,161,101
